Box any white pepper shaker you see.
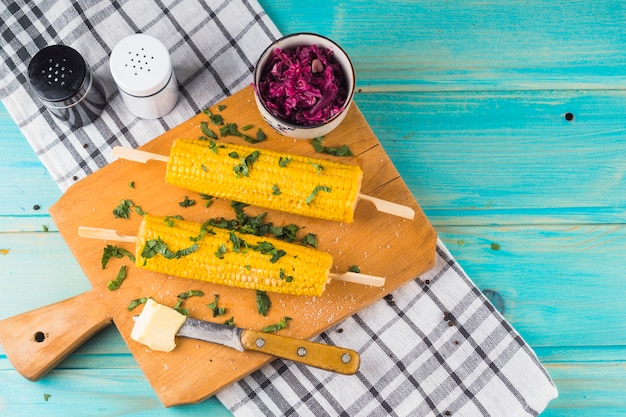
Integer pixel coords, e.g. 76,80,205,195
109,34,179,119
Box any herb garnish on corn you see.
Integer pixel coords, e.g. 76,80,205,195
165,138,362,222
134,214,333,296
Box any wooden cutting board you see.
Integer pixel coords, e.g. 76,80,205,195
0,86,436,406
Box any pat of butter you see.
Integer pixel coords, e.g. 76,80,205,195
130,299,186,352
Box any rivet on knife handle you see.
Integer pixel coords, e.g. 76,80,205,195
239,329,360,375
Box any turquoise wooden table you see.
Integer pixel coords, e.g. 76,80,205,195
1,1,625,415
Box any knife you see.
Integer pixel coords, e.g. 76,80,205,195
134,315,361,375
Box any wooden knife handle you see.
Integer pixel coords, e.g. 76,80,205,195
240,329,360,375
0,288,113,381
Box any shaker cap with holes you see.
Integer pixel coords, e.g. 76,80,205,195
109,33,179,119
28,44,106,128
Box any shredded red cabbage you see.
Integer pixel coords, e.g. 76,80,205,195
257,44,348,126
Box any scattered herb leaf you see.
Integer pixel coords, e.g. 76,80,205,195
141,238,199,259
107,265,128,291
349,265,361,273
262,316,292,333
127,297,150,311
301,233,318,248
199,193,214,207
305,185,331,205
256,290,271,316
220,122,267,144
207,294,226,317
200,121,219,140
278,156,292,167
177,289,205,299
309,161,324,175
311,137,353,156
215,243,227,259
223,316,235,326
113,199,134,219
173,298,188,316
233,150,260,177
272,184,281,195
279,268,294,282
102,245,136,269
179,196,196,208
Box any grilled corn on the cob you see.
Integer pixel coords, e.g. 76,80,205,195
166,138,363,223
135,214,333,296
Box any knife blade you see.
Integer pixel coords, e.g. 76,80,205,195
135,315,360,375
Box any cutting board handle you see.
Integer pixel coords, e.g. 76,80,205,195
0,288,112,381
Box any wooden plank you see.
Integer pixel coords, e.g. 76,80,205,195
0,369,231,417
263,1,626,91
438,224,626,348
353,90,626,225
0,105,62,232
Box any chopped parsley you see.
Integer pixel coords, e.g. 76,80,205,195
262,316,292,333
279,268,294,282
305,185,331,205
220,123,267,144
311,136,353,156
229,231,248,253
349,265,361,273
233,150,260,177
107,265,127,291
177,289,205,299
179,196,196,208
301,233,318,248
190,222,215,242
163,215,184,227
256,290,271,316
102,244,135,269
215,243,227,259
208,138,218,153
218,104,227,111
278,156,292,167
203,108,224,125
207,294,226,317
223,316,235,326
141,238,199,260
173,299,188,315
253,241,285,263
272,184,281,195
127,297,150,311
309,161,324,175
200,121,219,140
199,193,214,207
113,199,134,219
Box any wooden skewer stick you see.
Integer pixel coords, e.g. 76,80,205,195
111,146,416,220
78,226,386,287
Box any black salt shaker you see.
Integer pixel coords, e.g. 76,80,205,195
28,45,106,128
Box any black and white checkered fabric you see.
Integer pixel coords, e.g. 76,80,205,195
0,0,279,191
0,1,557,416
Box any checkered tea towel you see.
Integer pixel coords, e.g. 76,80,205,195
0,1,557,416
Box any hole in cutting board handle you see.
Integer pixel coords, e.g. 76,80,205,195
33,331,46,343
